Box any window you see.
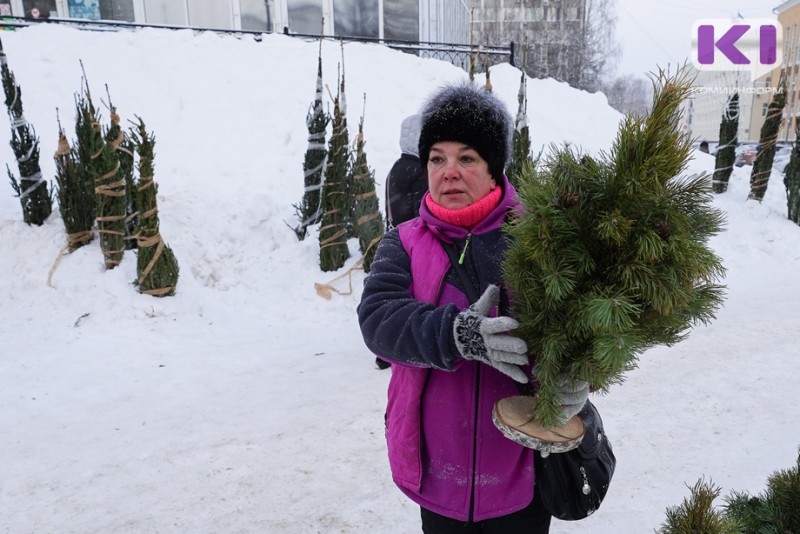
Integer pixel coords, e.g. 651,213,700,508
187,0,230,28
333,0,378,38
287,0,322,34
142,0,187,25
384,0,418,41
241,0,270,31
99,0,134,22
762,102,769,117
23,0,56,19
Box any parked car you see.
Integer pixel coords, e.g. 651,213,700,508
735,143,758,167
691,140,717,155
773,146,793,173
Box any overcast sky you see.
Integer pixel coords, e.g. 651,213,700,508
613,0,780,78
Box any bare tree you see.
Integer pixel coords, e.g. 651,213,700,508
575,0,619,92
603,74,651,115
469,0,619,92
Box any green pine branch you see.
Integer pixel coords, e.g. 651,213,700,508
660,449,800,532
659,479,739,534
503,68,726,428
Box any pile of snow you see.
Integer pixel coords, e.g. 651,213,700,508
0,24,798,533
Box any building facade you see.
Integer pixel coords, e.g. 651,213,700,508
680,67,765,143
8,0,467,45
469,0,585,85
773,0,800,142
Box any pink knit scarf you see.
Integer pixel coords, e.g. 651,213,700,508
425,187,502,229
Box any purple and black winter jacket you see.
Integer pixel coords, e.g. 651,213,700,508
357,178,536,521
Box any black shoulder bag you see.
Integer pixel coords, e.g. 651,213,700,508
534,400,616,520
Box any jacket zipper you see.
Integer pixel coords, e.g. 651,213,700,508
458,233,472,265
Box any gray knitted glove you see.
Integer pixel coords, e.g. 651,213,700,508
453,284,529,383
556,375,590,424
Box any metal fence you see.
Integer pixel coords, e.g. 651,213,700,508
0,16,514,73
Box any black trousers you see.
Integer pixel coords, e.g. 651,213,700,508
420,488,551,534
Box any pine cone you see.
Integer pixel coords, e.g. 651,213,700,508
655,220,672,239
557,191,580,208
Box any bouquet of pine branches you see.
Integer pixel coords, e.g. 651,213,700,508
495,70,727,444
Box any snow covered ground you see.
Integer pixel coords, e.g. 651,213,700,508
0,24,798,533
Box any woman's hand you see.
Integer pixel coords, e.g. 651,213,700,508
555,376,590,424
453,284,529,383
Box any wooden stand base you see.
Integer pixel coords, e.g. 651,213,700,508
492,396,585,453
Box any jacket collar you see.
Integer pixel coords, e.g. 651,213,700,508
419,175,521,242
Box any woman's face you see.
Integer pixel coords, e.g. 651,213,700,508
427,141,496,210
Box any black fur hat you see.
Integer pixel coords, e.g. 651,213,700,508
418,82,513,182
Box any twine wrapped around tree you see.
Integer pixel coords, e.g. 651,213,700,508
749,73,787,202
294,46,329,240
131,118,179,297
54,117,94,250
94,97,126,269
102,87,137,250
711,92,738,194
784,121,800,225
507,65,533,190
501,69,726,429
318,77,351,272
337,43,356,239
350,95,384,272
1,37,52,225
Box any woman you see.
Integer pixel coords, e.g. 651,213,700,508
358,83,587,532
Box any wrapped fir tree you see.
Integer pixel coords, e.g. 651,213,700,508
712,92,738,194
350,96,384,272
294,51,329,240
120,133,137,248
506,67,532,190
784,122,800,225
337,46,356,239
54,117,94,250
73,80,103,220
318,75,351,272
1,38,52,225
93,98,126,269
131,118,179,297
495,70,726,441
102,88,137,249
749,74,787,202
